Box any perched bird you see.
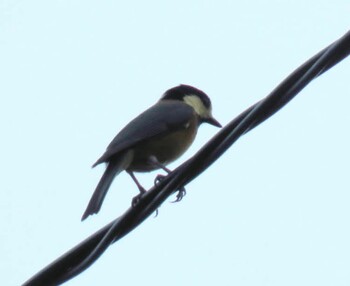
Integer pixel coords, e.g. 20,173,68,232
82,84,221,220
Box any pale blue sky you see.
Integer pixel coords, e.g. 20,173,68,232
1,1,350,285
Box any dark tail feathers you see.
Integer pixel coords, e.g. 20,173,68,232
81,152,132,221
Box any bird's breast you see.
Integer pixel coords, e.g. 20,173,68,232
129,116,199,172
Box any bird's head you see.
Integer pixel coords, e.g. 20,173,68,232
161,84,222,127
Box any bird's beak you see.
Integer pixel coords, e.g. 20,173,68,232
203,116,222,128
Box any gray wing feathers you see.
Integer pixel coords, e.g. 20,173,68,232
93,102,194,167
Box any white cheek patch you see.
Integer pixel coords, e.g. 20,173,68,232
183,95,211,118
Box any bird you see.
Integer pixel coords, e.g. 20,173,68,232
81,84,221,220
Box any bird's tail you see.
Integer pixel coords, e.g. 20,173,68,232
81,151,132,221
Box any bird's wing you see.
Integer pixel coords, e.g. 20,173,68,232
93,101,194,166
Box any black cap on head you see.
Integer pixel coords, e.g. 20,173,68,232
161,84,212,109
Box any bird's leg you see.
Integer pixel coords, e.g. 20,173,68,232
127,170,147,206
127,169,159,217
148,156,171,173
127,170,146,193
148,156,187,203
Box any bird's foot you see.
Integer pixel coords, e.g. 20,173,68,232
171,186,186,203
131,187,146,207
131,187,159,217
154,174,187,203
154,174,166,185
